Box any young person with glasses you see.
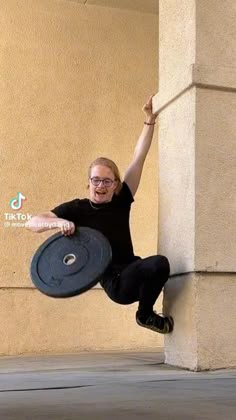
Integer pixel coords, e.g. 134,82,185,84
26,96,173,334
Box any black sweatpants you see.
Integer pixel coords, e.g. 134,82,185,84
101,255,170,319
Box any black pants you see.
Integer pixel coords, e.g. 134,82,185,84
101,255,170,318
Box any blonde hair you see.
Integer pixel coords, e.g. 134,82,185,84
88,157,122,194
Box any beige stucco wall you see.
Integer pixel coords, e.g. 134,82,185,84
155,0,236,275
79,0,159,15
158,87,196,275
196,88,236,272
158,0,196,106
0,0,161,355
0,289,162,356
164,273,236,371
155,0,236,370
158,85,236,275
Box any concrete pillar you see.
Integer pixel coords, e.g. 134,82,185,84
154,0,236,370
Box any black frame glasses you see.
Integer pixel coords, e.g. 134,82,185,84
90,177,115,187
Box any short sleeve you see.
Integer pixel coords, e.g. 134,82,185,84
116,182,134,205
51,199,80,223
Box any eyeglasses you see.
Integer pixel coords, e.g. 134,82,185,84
90,177,115,187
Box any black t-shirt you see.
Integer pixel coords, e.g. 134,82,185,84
51,182,139,265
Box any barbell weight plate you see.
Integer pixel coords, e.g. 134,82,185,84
30,227,112,298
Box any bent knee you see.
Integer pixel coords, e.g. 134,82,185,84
155,255,170,277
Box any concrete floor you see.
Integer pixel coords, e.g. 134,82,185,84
0,350,235,419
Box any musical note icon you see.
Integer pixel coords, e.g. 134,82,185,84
9,192,26,210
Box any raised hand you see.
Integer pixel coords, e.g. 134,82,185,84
142,95,158,123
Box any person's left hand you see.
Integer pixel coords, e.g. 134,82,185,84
142,95,158,123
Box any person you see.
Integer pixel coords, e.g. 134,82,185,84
26,95,173,334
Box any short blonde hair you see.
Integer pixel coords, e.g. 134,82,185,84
88,157,122,194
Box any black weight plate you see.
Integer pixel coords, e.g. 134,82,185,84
30,227,112,298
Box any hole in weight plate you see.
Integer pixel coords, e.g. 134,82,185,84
63,254,76,266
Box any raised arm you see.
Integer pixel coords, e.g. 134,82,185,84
124,95,158,197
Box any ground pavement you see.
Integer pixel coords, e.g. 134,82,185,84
0,350,235,419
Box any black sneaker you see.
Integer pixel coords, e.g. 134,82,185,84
136,311,174,334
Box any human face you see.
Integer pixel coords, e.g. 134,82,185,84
89,165,118,204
